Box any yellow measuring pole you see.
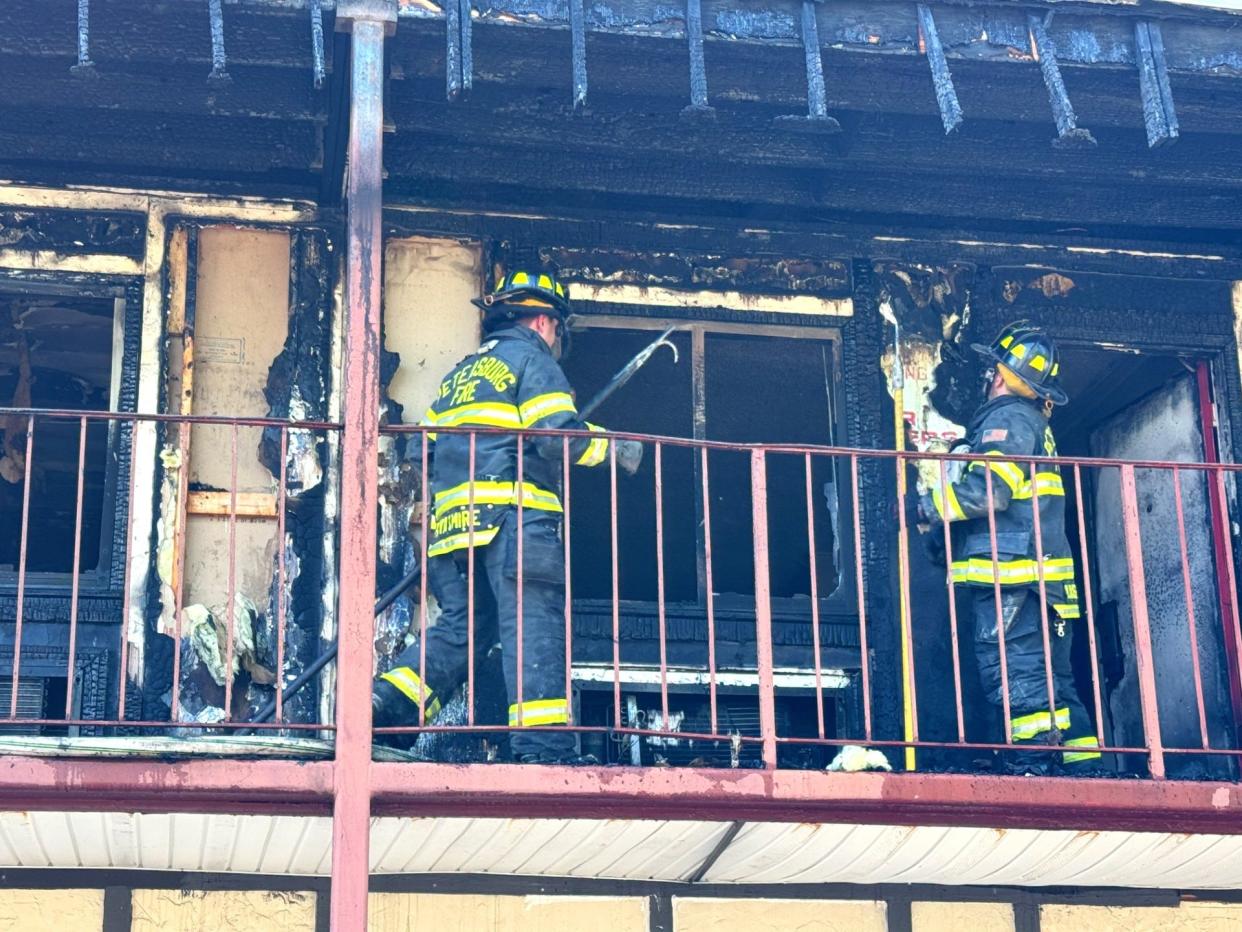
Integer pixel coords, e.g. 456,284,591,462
891,322,917,772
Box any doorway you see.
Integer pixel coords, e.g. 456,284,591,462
1055,345,1236,778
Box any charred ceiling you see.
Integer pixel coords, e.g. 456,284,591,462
0,1,1241,245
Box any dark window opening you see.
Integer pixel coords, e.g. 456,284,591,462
563,322,841,608
0,291,117,577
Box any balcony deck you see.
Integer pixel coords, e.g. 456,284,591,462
0,408,1240,887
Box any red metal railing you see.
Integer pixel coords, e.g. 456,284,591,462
0,407,340,736
374,424,1242,779
1,409,1240,780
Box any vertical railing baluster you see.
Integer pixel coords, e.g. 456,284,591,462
117,420,139,724
894,450,919,752
1119,464,1166,779
1072,464,1107,750
751,449,778,770
701,447,718,735
610,441,622,730
418,430,430,726
655,442,669,731
1028,459,1060,755
850,454,872,742
516,433,525,726
985,470,1013,745
805,453,825,740
467,431,477,726
11,416,35,719
64,416,88,720
223,423,239,721
1173,466,1211,749
275,426,289,724
939,458,965,744
562,435,574,727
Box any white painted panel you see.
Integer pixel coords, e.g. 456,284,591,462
0,811,1240,889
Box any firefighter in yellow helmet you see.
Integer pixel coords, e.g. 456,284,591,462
919,321,1102,774
372,270,642,763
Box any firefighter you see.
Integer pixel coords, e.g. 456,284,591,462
919,321,1102,775
372,270,643,763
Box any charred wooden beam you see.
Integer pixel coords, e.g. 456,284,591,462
444,0,474,98
916,3,962,134
446,0,462,98
0,209,146,257
681,0,713,118
571,0,588,108
207,0,231,85
1136,19,1179,148
71,0,96,77
311,0,326,90
1028,14,1095,150
460,0,474,94
776,0,839,132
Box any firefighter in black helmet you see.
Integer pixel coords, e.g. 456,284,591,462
919,321,1102,774
372,270,644,763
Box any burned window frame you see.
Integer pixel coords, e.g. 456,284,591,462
566,306,859,617
0,270,142,596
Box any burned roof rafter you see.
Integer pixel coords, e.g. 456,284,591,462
381,0,1242,149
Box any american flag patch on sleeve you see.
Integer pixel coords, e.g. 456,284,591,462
981,428,1008,443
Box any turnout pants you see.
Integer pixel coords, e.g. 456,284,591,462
973,587,1102,773
375,513,574,761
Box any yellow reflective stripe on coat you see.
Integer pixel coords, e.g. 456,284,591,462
380,666,443,721
433,480,563,519
427,525,501,556
970,452,1025,497
1063,735,1103,763
434,401,523,429
1011,706,1070,740
577,423,609,467
932,483,966,521
519,391,577,427
1012,472,1065,500
509,697,569,726
1053,601,1081,620
950,556,1076,585
421,407,439,442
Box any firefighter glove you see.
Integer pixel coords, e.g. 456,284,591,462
616,440,644,476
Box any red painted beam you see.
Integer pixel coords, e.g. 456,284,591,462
0,757,333,815
370,763,1242,835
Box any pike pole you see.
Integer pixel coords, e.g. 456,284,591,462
244,325,680,730
892,317,917,772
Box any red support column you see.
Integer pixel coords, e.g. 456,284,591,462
332,3,395,929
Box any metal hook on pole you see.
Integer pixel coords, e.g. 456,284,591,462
580,326,680,419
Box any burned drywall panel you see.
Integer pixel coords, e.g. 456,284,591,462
1091,373,1233,777
384,237,484,415
257,228,337,725
174,227,291,723
376,237,482,669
